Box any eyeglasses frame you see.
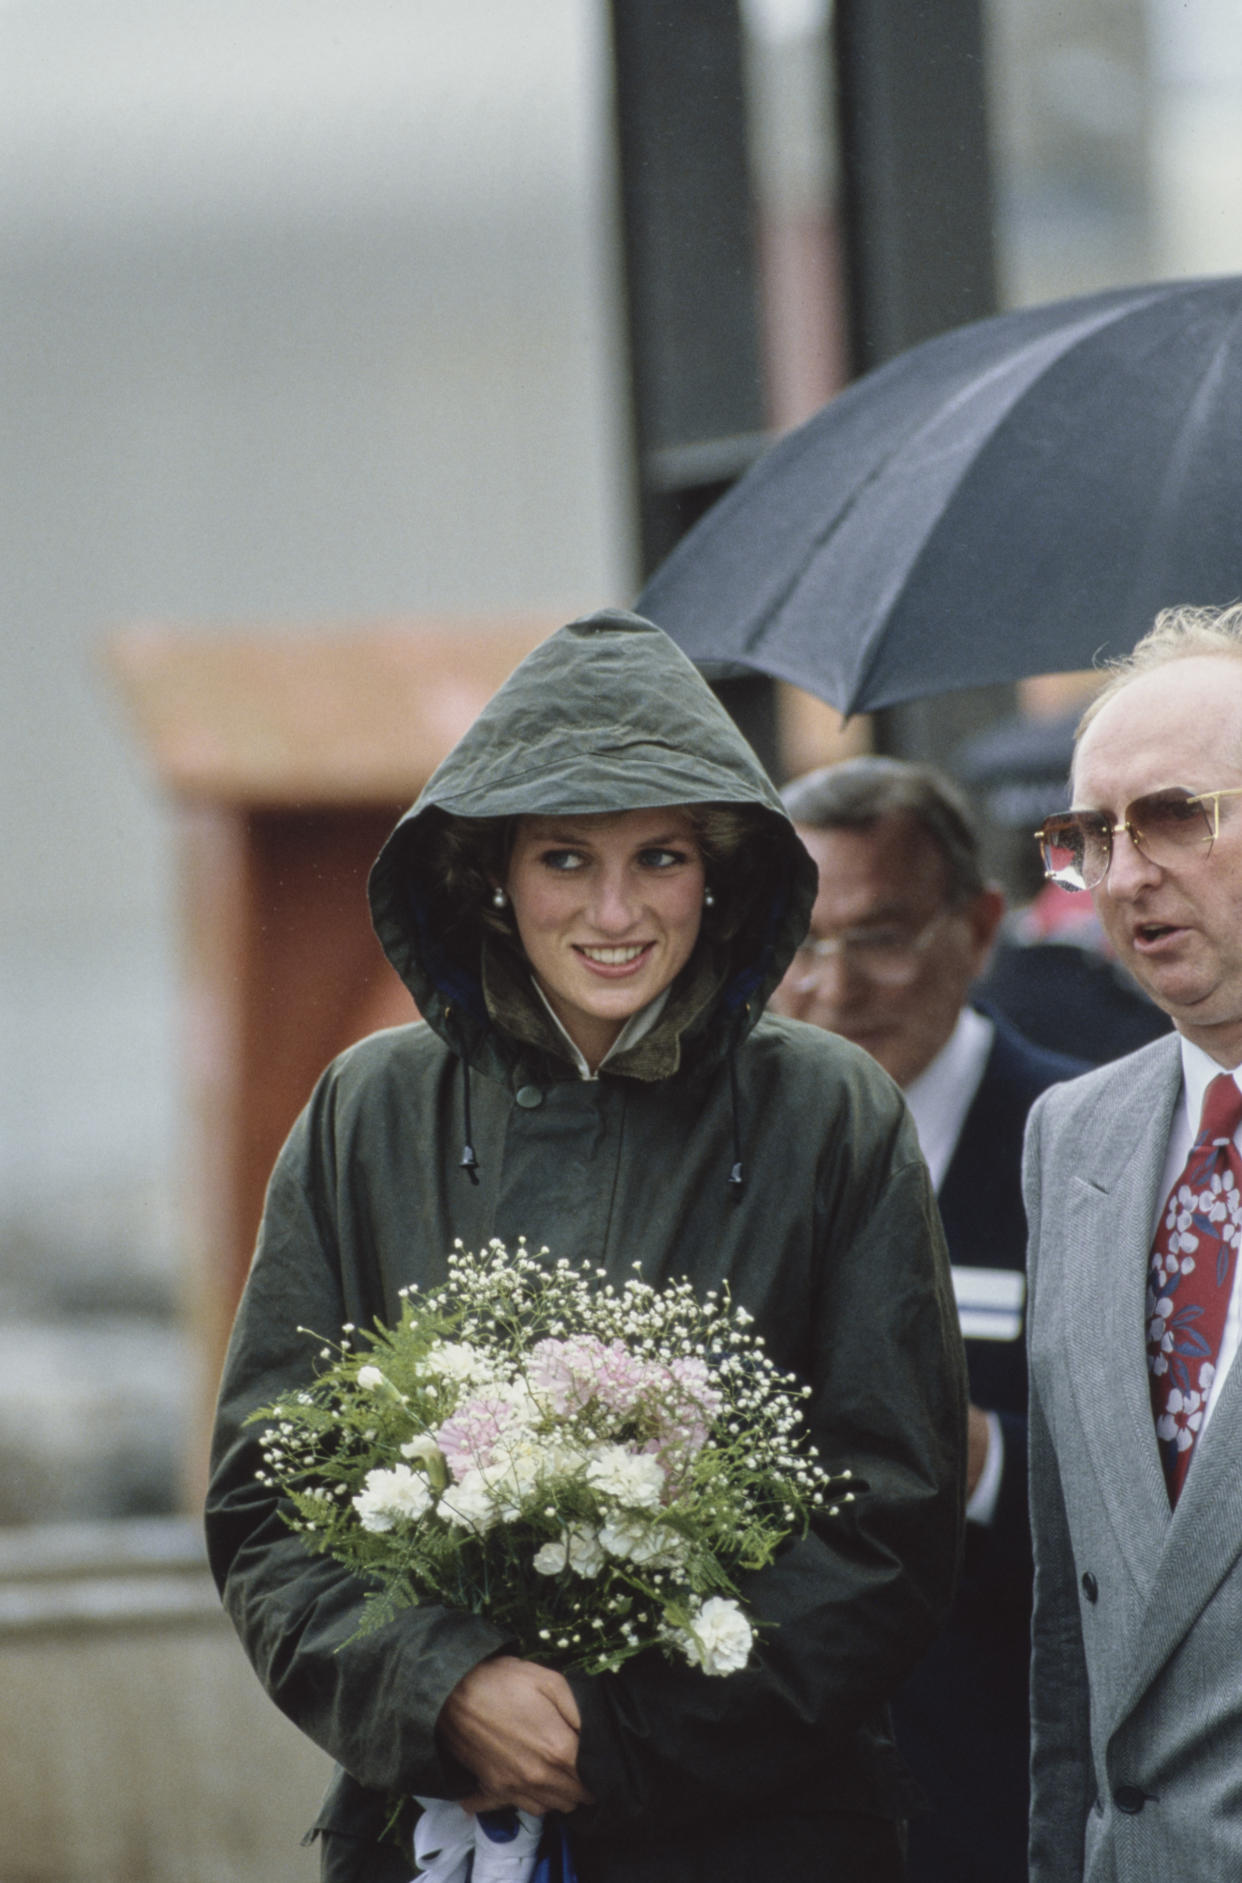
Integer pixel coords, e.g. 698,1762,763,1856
1034,785,1242,891
791,905,960,981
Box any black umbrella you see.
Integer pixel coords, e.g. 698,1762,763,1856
637,276,1242,715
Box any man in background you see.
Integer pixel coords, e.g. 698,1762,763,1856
771,755,1085,1883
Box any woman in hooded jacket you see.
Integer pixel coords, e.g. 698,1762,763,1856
206,610,967,1883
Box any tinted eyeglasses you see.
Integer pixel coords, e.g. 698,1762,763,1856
1035,786,1242,891
790,908,955,985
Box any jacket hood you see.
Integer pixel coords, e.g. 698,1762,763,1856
369,609,817,1084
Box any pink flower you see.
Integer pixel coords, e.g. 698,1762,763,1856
529,1337,646,1417
666,1355,723,1425
435,1396,518,1480
593,1340,649,1416
640,1356,723,1465
526,1338,724,1483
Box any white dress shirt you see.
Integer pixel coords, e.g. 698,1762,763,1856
904,1006,995,1191
904,1007,1003,1525
530,980,671,1081
1151,1038,1242,1434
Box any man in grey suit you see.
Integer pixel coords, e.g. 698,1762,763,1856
1025,601,1242,1880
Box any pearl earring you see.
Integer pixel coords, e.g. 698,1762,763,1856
491,886,508,910
703,887,716,908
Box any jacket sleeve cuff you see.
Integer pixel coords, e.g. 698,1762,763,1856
965,1409,1004,1526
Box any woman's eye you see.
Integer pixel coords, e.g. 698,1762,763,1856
639,847,686,869
541,849,586,872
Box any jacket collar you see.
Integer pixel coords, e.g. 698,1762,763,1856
480,938,732,1085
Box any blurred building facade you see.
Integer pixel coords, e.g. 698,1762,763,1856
1,3,633,1538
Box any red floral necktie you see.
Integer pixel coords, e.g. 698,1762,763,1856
1146,1072,1242,1503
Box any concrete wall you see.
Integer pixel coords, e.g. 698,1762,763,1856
0,1521,331,1883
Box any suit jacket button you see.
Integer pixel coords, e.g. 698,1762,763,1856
1113,1786,1147,1815
1081,1571,1099,1603
515,1085,543,1109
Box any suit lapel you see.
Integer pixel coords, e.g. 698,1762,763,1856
1116,1265,1242,1717
1060,1044,1181,1596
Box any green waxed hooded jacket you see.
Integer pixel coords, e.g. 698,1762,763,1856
205,611,967,1883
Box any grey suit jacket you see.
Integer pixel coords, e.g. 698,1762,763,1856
1024,1032,1242,1882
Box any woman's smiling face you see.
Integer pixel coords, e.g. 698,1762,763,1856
504,806,706,1069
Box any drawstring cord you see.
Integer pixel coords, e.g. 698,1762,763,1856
446,1007,480,1184
459,1050,480,1183
726,1036,745,1201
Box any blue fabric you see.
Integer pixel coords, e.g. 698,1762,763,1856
473,1811,577,1882
532,1817,577,1883
478,1810,521,1845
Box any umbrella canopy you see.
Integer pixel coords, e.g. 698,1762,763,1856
636,276,1242,715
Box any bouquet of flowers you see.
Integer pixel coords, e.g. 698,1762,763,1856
251,1238,855,1882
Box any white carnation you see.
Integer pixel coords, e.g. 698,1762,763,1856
533,1527,606,1578
533,1539,567,1576
566,1528,606,1575
598,1512,681,1566
438,1468,499,1533
481,1437,544,1517
356,1365,385,1390
537,1435,591,1481
675,1597,753,1676
352,1464,432,1533
585,1443,665,1509
422,1341,495,1388
494,1381,543,1428
399,1433,444,1466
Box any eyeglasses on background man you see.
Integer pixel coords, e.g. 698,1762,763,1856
787,908,958,987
